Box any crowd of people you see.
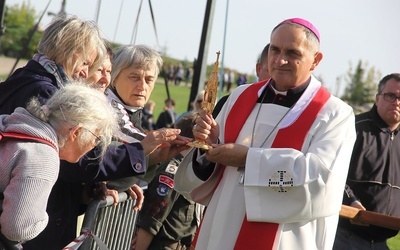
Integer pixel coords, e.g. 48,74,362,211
0,13,399,250
161,64,192,87
160,62,248,91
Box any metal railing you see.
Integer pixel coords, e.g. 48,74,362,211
79,192,138,250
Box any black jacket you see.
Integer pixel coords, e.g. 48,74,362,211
0,60,147,249
339,105,400,241
156,109,177,129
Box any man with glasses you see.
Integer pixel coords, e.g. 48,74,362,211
334,73,400,249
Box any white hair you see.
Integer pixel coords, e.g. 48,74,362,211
27,81,118,158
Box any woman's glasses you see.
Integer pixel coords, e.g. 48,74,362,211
83,127,102,146
61,106,102,146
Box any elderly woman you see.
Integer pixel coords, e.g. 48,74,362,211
106,44,190,187
107,44,163,136
88,42,113,92
0,82,116,245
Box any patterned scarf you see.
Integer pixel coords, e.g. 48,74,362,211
105,88,146,140
33,53,69,88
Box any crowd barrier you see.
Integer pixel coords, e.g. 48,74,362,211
78,192,139,250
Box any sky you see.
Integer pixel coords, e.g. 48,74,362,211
7,0,400,96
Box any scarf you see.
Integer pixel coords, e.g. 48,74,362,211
33,54,69,88
105,88,146,140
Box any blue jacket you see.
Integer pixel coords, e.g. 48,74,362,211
0,60,59,113
0,60,147,249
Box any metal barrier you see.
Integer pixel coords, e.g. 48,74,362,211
78,192,138,250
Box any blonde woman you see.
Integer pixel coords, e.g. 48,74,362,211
0,15,106,114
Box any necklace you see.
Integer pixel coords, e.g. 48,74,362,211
237,87,294,186
250,87,294,147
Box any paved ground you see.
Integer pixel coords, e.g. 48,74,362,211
0,56,28,77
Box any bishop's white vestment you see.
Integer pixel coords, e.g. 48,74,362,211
175,76,356,250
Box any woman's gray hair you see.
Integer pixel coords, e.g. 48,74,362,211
37,15,106,78
26,81,117,158
111,44,163,87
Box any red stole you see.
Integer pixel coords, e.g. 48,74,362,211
223,82,330,249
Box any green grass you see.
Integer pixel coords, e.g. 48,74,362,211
150,78,191,119
388,233,400,250
150,77,230,120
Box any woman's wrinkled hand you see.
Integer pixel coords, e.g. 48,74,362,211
140,128,190,155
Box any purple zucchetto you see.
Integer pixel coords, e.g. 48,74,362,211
275,17,320,42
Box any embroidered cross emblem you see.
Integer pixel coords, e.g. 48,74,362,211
268,170,293,192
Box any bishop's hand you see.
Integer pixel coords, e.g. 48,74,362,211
192,109,220,147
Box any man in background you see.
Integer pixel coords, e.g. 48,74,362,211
334,73,400,250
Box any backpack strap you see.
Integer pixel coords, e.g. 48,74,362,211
0,131,58,151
